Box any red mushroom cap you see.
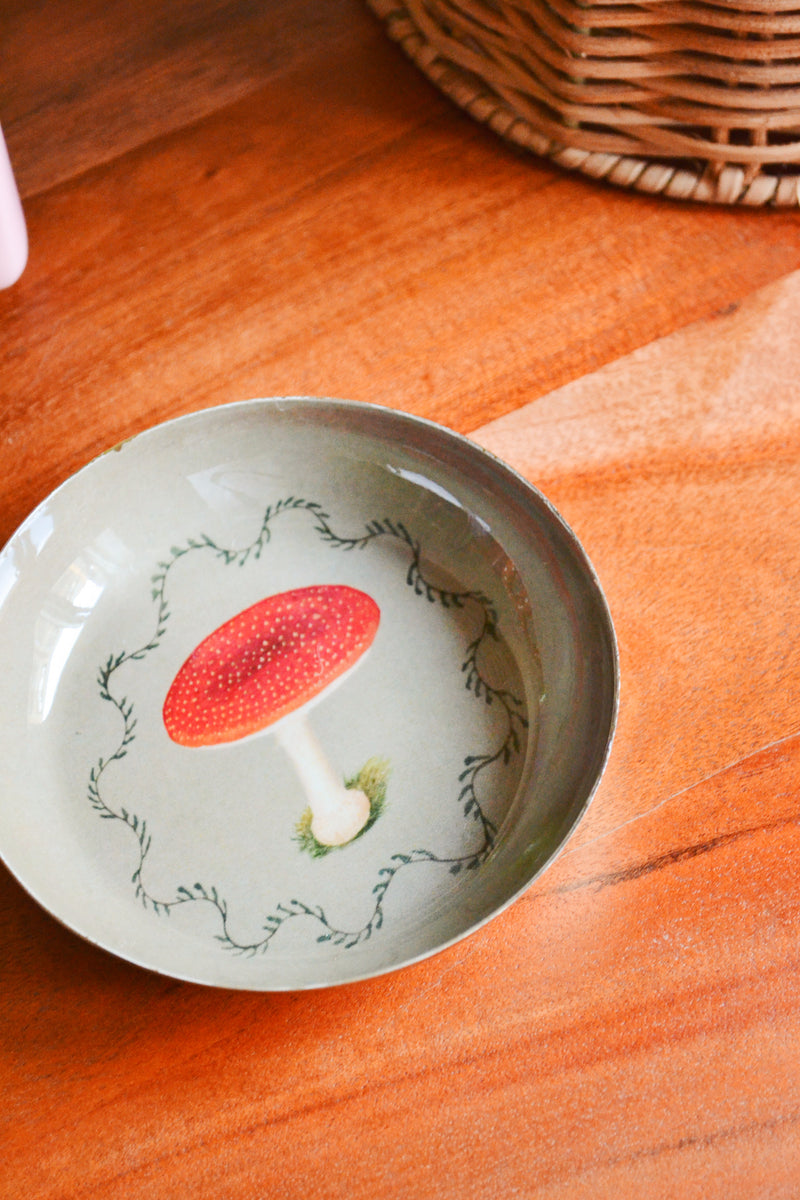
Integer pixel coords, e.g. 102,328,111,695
163,585,380,747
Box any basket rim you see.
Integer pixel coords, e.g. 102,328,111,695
366,0,800,205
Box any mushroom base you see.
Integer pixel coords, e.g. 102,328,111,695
309,788,371,848
276,714,372,847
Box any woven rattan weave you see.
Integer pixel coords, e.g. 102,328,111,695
367,0,800,204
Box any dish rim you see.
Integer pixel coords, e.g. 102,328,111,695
0,396,620,989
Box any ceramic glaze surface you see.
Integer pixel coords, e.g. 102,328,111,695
0,398,617,989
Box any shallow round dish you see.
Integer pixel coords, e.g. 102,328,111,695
0,398,618,990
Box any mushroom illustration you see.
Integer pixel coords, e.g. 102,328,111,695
163,585,381,847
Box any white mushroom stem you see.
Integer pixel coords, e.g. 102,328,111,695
275,713,370,847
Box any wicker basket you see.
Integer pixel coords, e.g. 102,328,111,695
366,0,800,205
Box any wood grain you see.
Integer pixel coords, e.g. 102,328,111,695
3,1,800,546
3,1,800,1197
2,0,366,199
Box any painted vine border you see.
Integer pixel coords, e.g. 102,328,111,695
88,498,530,955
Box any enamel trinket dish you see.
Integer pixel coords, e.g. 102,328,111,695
0,398,618,989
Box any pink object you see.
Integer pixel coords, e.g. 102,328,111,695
0,124,27,288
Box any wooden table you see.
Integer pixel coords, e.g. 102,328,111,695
3,3,800,1196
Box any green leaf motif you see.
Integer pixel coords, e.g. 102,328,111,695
86,496,531,958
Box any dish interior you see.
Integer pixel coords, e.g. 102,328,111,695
0,399,617,988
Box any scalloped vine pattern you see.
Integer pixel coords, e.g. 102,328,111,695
87,499,529,956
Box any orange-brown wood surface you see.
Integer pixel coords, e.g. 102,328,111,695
2,2,800,1196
